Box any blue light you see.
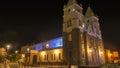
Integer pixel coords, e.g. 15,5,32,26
34,37,63,50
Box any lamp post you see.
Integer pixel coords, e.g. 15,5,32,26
27,48,30,66
4,45,11,68
54,50,59,67
6,45,11,55
15,50,18,54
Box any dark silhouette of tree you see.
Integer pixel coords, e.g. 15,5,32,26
0,31,20,53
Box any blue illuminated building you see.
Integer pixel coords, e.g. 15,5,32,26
33,37,63,50
29,0,105,67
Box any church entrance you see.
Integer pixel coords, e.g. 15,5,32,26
33,55,37,65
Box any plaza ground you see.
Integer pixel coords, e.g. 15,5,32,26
1,63,120,68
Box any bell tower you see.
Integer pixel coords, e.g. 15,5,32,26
62,0,105,67
62,0,85,67
84,6,106,66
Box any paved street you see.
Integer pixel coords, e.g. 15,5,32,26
1,63,120,68
0,64,44,68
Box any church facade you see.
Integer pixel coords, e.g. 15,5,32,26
28,0,105,67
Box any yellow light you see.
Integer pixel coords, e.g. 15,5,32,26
41,51,45,56
113,51,118,57
46,44,49,48
89,49,92,52
15,50,18,54
100,52,103,54
27,48,30,52
68,34,72,41
109,54,112,56
6,45,10,50
22,54,25,58
82,24,84,28
54,50,59,55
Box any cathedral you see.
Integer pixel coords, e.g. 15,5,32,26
28,0,105,67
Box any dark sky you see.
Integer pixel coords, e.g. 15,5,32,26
0,0,120,50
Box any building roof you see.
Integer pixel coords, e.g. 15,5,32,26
33,37,63,50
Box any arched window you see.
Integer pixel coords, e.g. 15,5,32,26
68,34,72,41
59,53,61,60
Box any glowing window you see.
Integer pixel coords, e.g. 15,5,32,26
46,54,48,60
51,54,53,60
54,54,56,60
44,55,46,60
54,50,59,55
80,34,83,41
68,34,72,41
89,49,92,53
59,53,61,60
41,51,45,56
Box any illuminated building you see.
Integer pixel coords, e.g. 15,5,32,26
0,48,7,56
105,49,113,63
27,0,105,67
105,49,120,63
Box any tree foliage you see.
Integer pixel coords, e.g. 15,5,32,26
6,54,21,62
0,56,4,62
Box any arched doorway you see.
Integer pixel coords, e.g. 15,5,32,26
33,55,37,65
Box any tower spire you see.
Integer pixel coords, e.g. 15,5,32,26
67,0,77,6
84,6,94,19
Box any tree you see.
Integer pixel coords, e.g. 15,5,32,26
6,54,21,62
0,31,20,52
0,56,4,62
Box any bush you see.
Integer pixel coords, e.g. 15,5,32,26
6,54,21,62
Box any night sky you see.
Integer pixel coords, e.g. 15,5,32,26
0,0,120,50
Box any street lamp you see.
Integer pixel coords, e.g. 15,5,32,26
6,45,10,50
15,50,18,54
6,45,11,54
26,48,30,66
27,48,30,52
